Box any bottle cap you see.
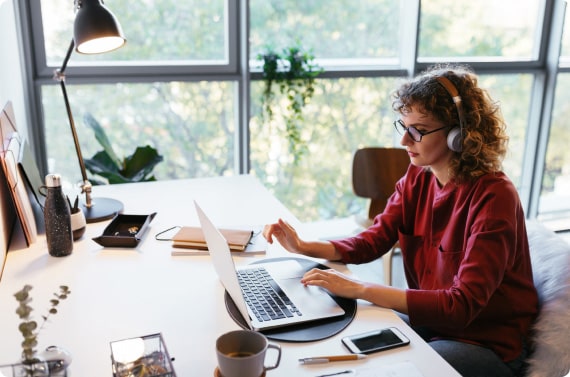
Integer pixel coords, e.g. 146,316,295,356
45,174,62,187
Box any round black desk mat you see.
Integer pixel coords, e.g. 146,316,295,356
224,257,357,342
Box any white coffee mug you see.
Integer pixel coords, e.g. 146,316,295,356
216,330,281,377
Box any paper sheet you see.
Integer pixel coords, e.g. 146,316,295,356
356,361,424,377
318,361,424,377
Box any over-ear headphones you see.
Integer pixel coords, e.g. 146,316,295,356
435,76,466,152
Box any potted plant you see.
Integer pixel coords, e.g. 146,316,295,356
67,195,86,240
82,113,163,184
257,44,323,163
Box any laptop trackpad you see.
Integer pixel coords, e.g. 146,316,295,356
279,277,345,315
256,259,345,316
259,259,307,279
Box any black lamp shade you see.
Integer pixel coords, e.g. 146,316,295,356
74,0,126,54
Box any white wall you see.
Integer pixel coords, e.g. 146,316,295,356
0,0,29,140
0,0,29,260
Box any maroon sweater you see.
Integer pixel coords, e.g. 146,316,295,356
332,165,538,362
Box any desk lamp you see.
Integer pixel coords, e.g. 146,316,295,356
53,0,126,223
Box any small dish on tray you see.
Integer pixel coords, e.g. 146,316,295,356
92,212,157,248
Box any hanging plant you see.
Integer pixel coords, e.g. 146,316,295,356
257,44,323,163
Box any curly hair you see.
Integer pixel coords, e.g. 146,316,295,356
392,64,509,184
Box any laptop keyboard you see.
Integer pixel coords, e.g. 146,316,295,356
237,267,303,322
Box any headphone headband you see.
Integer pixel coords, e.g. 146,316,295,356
435,76,466,152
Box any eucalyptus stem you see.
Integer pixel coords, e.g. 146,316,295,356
14,285,71,362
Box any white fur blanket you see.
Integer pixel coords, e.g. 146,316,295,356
525,221,570,377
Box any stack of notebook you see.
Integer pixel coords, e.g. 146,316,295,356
171,226,266,255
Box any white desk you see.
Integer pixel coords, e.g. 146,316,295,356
0,175,460,377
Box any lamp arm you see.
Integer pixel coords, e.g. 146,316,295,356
59,39,75,75
54,38,93,208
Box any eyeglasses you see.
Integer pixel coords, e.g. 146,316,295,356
393,119,451,142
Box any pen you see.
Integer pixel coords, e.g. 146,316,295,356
315,370,354,377
299,354,366,364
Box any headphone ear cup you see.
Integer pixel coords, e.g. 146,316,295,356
447,127,462,152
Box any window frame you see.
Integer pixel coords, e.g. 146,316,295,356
29,0,240,78
16,0,567,223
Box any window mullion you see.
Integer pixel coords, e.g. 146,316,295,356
528,0,567,218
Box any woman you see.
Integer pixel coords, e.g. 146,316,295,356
263,64,538,377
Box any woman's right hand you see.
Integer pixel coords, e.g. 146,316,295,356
262,218,305,254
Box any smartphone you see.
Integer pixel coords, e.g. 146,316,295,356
341,327,410,354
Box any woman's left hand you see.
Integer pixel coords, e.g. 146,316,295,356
301,268,365,299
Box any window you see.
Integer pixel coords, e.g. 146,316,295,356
250,0,401,63
479,74,534,189
32,0,239,194
541,73,570,221
20,0,568,228
39,1,230,66
419,0,544,61
560,0,570,60
538,0,570,225
41,82,237,182
250,77,400,219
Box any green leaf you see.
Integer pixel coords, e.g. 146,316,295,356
83,115,163,184
16,304,33,318
14,285,32,301
22,338,38,349
85,150,121,175
122,146,164,180
18,321,37,333
83,113,121,166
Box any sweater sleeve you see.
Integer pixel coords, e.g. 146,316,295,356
330,175,405,265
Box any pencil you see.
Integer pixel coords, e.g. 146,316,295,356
299,354,366,364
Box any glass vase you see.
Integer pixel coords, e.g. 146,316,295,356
12,359,50,377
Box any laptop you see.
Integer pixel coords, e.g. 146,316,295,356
195,201,346,331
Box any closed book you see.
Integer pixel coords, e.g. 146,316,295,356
172,226,253,251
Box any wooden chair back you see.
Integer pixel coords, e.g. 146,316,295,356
352,147,410,220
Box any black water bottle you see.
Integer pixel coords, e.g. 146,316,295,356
44,174,73,257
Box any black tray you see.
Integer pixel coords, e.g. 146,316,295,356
92,213,156,248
